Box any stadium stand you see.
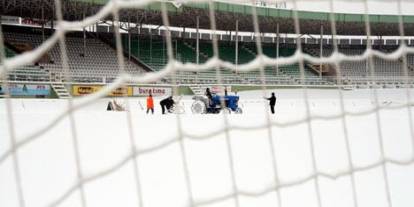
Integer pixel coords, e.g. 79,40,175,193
301,46,414,86
3,25,411,86
121,34,326,84
123,36,168,71
4,46,50,82
3,26,145,83
304,47,411,77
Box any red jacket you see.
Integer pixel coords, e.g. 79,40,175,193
147,96,154,108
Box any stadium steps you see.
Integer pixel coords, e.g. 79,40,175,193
51,83,71,99
120,35,168,71
304,48,320,57
241,45,256,58
301,48,322,76
182,41,209,61
99,33,153,72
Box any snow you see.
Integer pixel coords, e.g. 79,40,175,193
1,88,414,207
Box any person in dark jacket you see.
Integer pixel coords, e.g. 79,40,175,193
265,92,277,114
160,96,175,114
107,100,114,111
205,88,212,99
205,88,213,107
106,99,125,111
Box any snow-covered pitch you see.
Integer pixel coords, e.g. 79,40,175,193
1,89,414,207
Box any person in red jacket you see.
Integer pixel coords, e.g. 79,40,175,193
146,93,154,114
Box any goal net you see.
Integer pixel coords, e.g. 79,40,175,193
1,0,414,207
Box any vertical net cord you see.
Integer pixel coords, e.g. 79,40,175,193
208,2,239,207
362,1,393,206
250,2,282,207
235,19,238,75
327,1,359,207
54,0,87,206
0,22,26,207
160,2,196,207
128,15,131,63
319,25,323,78
291,1,323,207
136,14,140,61
396,0,414,156
112,4,145,207
196,15,200,85
275,23,279,76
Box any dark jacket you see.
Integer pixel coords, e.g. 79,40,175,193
160,97,174,109
205,89,212,100
267,95,276,106
107,101,114,111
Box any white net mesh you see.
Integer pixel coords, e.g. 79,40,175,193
1,0,414,207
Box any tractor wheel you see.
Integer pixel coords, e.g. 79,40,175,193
220,107,232,114
191,100,206,114
235,108,243,114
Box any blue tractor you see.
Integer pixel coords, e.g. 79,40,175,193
191,94,243,114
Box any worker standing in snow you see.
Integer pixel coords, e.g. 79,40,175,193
265,92,277,114
146,93,154,114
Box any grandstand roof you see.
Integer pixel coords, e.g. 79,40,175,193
2,0,414,36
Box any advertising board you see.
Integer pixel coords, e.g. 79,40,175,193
0,84,50,96
132,87,172,97
72,85,132,97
